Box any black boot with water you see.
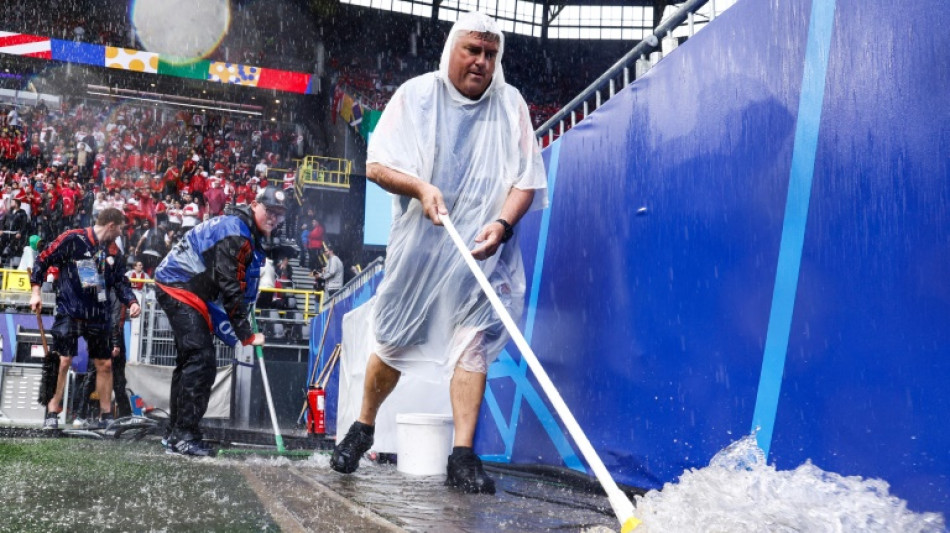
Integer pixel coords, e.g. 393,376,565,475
331,421,374,473
445,446,496,494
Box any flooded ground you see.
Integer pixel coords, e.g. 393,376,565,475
0,438,278,532
240,452,619,532
0,435,618,532
0,433,943,532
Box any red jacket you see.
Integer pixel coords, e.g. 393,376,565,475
307,224,324,250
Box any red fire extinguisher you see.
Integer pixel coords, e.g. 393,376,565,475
307,386,326,435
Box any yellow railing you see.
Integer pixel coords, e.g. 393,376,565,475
137,279,325,321
256,286,326,320
298,155,352,190
0,271,325,320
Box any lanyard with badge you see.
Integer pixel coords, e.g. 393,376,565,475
77,229,108,302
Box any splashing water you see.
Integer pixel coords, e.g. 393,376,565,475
632,435,946,533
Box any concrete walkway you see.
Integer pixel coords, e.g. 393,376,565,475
236,453,621,532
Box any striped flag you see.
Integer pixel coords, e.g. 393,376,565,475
0,32,52,59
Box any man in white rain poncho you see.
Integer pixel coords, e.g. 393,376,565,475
330,13,547,494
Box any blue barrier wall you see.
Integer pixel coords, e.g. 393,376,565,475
1,312,87,370
308,271,385,435
468,0,948,516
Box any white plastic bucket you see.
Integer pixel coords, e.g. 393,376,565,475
395,413,454,476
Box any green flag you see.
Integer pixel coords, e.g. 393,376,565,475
359,109,382,143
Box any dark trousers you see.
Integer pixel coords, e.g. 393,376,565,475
76,351,131,419
308,248,324,271
155,287,216,442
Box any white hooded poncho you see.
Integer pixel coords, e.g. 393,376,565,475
365,12,548,381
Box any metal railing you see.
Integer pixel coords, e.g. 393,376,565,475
535,0,713,143
138,298,238,367
136,278,323,320
258,286,325,320
297,155,352,190
321,256,385,310
134,281,321,366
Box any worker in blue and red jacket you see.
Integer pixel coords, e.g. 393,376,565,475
154,186,286,456
29,207,141,430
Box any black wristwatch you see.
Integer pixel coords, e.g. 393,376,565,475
495,218,514,243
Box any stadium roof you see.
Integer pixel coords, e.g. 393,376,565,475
338,0,730,40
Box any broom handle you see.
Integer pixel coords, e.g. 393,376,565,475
250,313,285,453
319,345,341,389
314,344,340,389
35,307,49,356
297,300,337,425
307,299,336,386
441,214,640,532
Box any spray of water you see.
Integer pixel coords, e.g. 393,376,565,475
633,435,946,533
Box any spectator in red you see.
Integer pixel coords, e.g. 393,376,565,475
181,152,199,179
306,218,324,271
149,173,164,197
235,178,253,205
136,188,156,225
204,177,226,218
191,170,207,204
60,180,78,226
163,165,180,198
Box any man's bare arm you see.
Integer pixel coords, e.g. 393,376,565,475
367,163,447,225
471,187,536,260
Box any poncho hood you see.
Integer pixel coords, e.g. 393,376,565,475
438,12,507,104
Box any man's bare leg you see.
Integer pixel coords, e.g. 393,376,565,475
450,365,487,447
332,353,400,473
93,358,113,416
357,353,401,426
47,355,73,413
446,362,495,494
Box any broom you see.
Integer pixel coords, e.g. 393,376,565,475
218,312,312,458
441,214,641,533
36,307,60,409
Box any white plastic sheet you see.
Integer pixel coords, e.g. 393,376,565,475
125,363,232,419
337,302,451,452
365,12,548,381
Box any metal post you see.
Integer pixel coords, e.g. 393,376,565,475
623,67,629,86
144,300,156,365
609,79,615,98
689,11,695,36
596,90,601,108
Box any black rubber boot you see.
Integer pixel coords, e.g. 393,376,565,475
330,421,375,473
445,446,496,494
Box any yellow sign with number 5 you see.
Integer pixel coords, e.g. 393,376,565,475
2,271,31,292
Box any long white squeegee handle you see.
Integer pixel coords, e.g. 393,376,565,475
440,214,641,532
251,313,286,453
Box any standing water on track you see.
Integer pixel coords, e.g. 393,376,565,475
633,435,946,533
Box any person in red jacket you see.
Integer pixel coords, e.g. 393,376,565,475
162,166,180,198
204,177,226,218
191,170,207,204
306,218,324,271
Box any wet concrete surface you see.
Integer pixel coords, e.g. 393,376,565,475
239,453,621,532
0,426,622,532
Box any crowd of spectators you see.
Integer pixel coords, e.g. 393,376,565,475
325,21,626,129
4,0,626,131
0,99,304,273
